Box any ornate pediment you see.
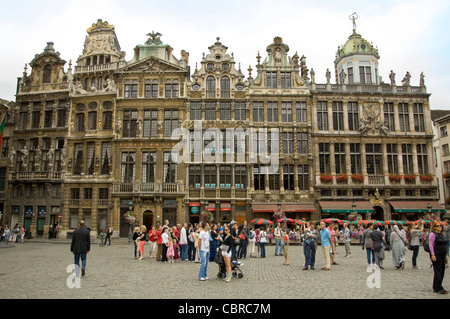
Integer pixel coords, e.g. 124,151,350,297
359,102,389,136
120,56,186,73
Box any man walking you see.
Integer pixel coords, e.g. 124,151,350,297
320,221,331,270
180,223,188,261
343,223,352,258
70,221,90,277
198,222,211,281
274,222,284,256
303,222,319,270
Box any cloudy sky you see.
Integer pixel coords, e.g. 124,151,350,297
1,0,449,109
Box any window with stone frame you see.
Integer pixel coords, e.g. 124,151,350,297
234,102,246,121
165,82,179,98
297,164,309,190
219,165,232,189
122,110,138,137
31,111,41,129
347,102,359,131
283,164,294,190
204,165,216,189
268,171,280,190
319,143,330,174
145,82,158,98
235,165,247,189
350,143,361,174
121,152,135,183
267,101,278,122
282,132,294,154
365,143,383,175
334,143,346,174
220,102,231,121
205,102,216,121
317,101,328,130
163,151,177,183
189,165,201,189
73,143,83,175
86,142,95,175
101,142,111,175
416,144,429,175
402,144,414,174
413,103,425,132
359,66,372,84
266,72,277,88
44,110,53,128
252,101,264,122
253,164,266,190
347,67,354,84
220,76,230,98
102,111,112,130
42,65,52,84
281,102,292,122
296,101,307,122
124,82,138,98
164,110,179,137
280,72,291,88
386,144,398,174
75,113,85,132
383,103,395,131
206,76,216,98
332,102,344,131
142,151,156,183
57,108,67,127
398,103,410,132
190,102,202,121
88,111,97,130
143,110,158,138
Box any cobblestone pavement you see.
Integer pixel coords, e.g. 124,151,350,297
0,238,448,300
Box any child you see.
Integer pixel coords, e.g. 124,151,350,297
99,229,106,247
282,230,289,265
166,237,175,263
173,238,179,261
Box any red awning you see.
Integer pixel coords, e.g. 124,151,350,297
389,200,445,213
282,204,316,212
206,202,216,211
220,202,231,211
189,202,200,207
320,201,373,213
252,204,278,212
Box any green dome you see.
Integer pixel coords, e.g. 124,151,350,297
335,30,379,62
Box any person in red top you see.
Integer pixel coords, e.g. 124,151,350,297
148,226,157,258
327,223,339,266
155,226,163,261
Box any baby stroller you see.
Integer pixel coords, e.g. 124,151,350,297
215,247,244,279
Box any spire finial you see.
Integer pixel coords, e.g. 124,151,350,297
349,12,359,32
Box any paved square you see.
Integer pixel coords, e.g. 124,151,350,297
0,239,448,299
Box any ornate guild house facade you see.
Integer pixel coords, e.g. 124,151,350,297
2,18,442,238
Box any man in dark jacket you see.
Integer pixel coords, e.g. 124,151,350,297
71,221,90,277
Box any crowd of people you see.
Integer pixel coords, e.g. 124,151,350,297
0,224,26,244
127,218,449,292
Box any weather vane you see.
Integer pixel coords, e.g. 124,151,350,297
349,12,359,31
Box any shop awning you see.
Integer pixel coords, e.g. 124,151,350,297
220,202,231,211
281,204,316,212
189,202,200,207
252,204,278,212
320,201,373,213
389,201,445,213
206,202,215,211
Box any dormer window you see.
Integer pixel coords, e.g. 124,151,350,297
42,65,52,84
207,63,214,71
222,63,229,71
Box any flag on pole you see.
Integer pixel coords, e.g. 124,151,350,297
0,115,7,148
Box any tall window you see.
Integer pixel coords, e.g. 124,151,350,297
319,143,330,174
164,110,179,137
268,171,280,190
57,109,66,127
205,102,216,121
88,111,97,130
142,151,156,183
297,132,308,154
347,102,359,131
280,72,291,88
384,103,395,131
163,152,177,183
73,143,83,175
220,76,230,98
281,102,292,122
43,65,52,84
386,144,398,174
398,103,410,132
296,102,307,122
190,102,202,121
124,82,138,98
402,144,414,174
253,102,264,122
267,72,277,88
366,144,383,175
165,82,179,98
235,102,246,121
204,165,216,189
283,164,294,190
220,102,231,120
298,164,309,190
123,110,138,137
102,111,112,130
347,67,354,84
282,132,294,154
350,143,361,174
317,101,328,130
253,164,265,190
417,144,429,175
235,165,247,189
145,83,158,98
31,111,41,129
334,143,346,174
267,102,278,122
121,152,135,183
332,102,344,131
219,165,232,189
359,66,372,84
189,165,201,189
86,142,95,175
143,110,158,138
206,76,215,98
101,142,111,174
44,110,53,128
413,103,425,132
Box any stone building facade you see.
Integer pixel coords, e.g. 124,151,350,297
3,19,443,238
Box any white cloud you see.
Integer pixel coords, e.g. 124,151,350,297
1,0,449,108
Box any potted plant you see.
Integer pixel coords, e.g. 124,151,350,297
200,210,214,224
443,173,450,180
351,174,364,183
320,173,333,183
336,173,348,183
389,174,402,182
420,174,434,182
404,174,416,182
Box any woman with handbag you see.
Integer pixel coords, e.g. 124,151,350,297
221,227,234,283
408,222,424,269
429,221,449,294
390,225,407,269
259,227,267,258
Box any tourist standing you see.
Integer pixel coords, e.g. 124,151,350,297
259,227,267,258
187,223,195,262
156,226,163,261
198,222,211,281
328,223,339,265
230,221,239,261
429,221,449,294
363,223,375,266
70,221,90,277
408,222,424,269
161,227,170,263
319,221,331,270
282,230,289,265
3,225,10,244
221,226,233,282
104,226,113,246
342,223,352,257
248,227,256,258
210,224,220,262
390,225,406,269
179,223,188,261
358,226,364,245
132,227,140,258
303,222,319,270
370,225,385,269
138,225,147,260
274,222,284,256
148,226,157,258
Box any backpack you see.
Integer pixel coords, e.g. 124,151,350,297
423,233,431,253
249,231,255,240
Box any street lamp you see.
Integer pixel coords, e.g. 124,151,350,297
352,202,356,214
427,202,433,220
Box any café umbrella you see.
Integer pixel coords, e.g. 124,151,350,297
278,217,295,223
250,218,273,226
351,220,367,226
321,218,342,224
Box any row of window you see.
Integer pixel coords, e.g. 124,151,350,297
318,143,429,175
18,109,67,130
124,82,179,98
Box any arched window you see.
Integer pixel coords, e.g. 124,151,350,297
43,65,52,84
220,76,230,98
206,76,215,98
